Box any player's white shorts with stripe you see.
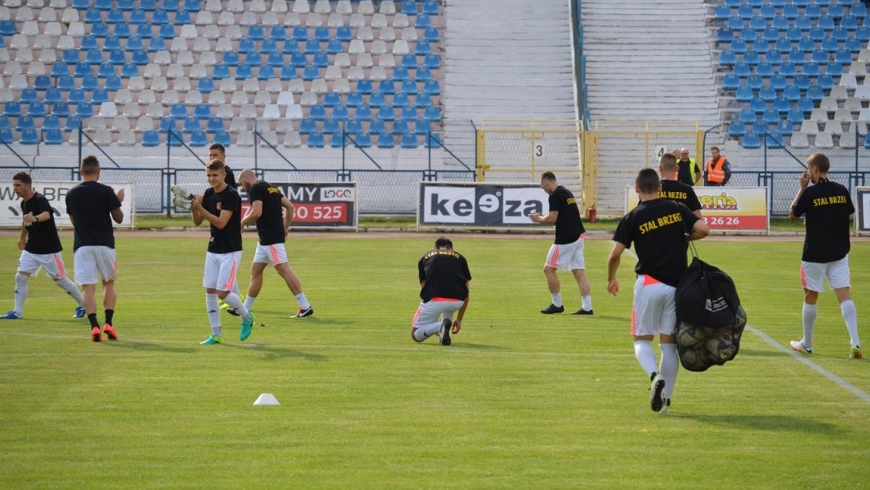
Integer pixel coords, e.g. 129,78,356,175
74,246,117,285
203,251,242,291
18,250,69,280
253,243,288,266
545,236,585,271
412,298,464,328
631,275,677,337
801,256,851,292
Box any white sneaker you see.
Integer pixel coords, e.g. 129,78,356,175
650,374,665,412
171,185,194,199
790,340,813,354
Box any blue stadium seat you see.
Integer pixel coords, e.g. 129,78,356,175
270,26,287,42
369,119,386,134
91,89,109,104
818,15,835,31
149,36,167,51
424,27,440,42
332,104,350,121
821,37,839,54
65,114,82,131
44,129,64,145
424,53,440,69
55,103,72,118
736,85,753,102
739,107,756,124
313,52,329,68
423,0,439,15
247,53,264,68
379,80,396,95
776,119,794,137
4,101,22,117
170,103,187,119
290,52,307,68
827,62,843,76
392,119,408,135
728,119,746,138
104,35,121,51
807,85,824,101
45,88,63,103
307,131,325,148
783,85,801,102
168,130,185,147
100,60,118,77
206,117,224,133
377,131,395,148
283,40,300,54
393,92,409,107
345,118,362,135
336,26,352,42
774,38,791,54
0,20,15,36
323,118,339,134
715,4,732,20
160,117,178,132
19,128,40,145
723,74,741,91
135,24,153,39
310,104,327,121
733,62,751,78
400,106,417,121
400,79,417,94
248,25,264,41
378,105,395,121
20,88,38,103
423,79,440,95
304,40,321,54
793,73,810,90
797,97,815,114
401,54,417,68
803,62,820,77
765,132,783,148
214,130,231,147
330,132,346,147
280,65,297,80
742,132,761,149
779,61,797,76
267,51,285,67
213,63,230,79
357,79,373,95
787,106,804,124
158,24,175,39
323,92,341,108
17,116,35,131
131,130,160,151
746,74,763,90
808,26,825,42
770,74,787,91
346,91,364,107
783,4,799,20
25,103,49,122
401,131,418,148
393,66,410,81
194,104,211,120
762,107,779,124
299,118,316,134
415,118,431,135
238,38,255,54
832,26,849,42
43,115,61,130
402,0,418,14
223,51,240,67
0,126,13,143
749,15,766,31
416,14,431,28
415,93,432,108
302,65,320,81
756,62,774,77
131,50,149,65
817,74,833,90
292,26,308,41
353,132,371,148
129,9,147,24
183,116,200,133
423,106,441,122
415,66,432,81
415,40,432,55
369,91,386,108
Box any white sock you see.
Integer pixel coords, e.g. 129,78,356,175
802,303,817,349
55,277,84,306
659,343,680,399
582,295,592,311
13,272,28,315
413,321,442,341
841,300,860,348
223,293,250,319
551,292,563,308
296,292,311,310
244,295,256,311
206,293,221,336
634,340,659,378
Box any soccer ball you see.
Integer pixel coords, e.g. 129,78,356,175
676,322,706,348
706,332,736,363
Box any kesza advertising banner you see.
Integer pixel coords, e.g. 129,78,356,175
0,181,135,229
418,183,549,226
239,182,358,229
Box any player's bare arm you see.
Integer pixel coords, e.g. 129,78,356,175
110,206,123,224
688,219,710,241
529,210,559,224
241,200,263,227
606,242,625,296
788,171,811,221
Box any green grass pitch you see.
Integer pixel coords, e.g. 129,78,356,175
0,232,868,489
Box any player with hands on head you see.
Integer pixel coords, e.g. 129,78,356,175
411,237,471,346
1,172,86,321
607,168,709,413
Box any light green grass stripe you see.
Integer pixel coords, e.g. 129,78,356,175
747,325,870,404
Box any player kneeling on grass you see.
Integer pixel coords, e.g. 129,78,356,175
607,168,709,413
411,237,471,346
1,172,86,321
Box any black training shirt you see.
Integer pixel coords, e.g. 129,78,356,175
549,186,586,245
203,186,242,253
613,198,700,287
792,179,854,263
418,249,472,302
21,192,62,254
659,179,702,212
65,181,122,251
249,180,286,246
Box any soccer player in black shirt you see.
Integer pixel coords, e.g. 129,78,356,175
65,156,125,342
607,168,709,413
237,169,313,318
1,173,85,320
190,159,254,345
208,143,243,309
412,237,471,346
659,153,703,217
788,153,862,359
529,172,593,315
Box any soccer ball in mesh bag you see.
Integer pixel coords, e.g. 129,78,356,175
705,331,736,363
676,322,706,349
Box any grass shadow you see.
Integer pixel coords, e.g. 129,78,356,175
223,342,328,361
103,340,197,354
677,413,841,435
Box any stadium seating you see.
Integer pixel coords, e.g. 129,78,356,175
0,0,445,149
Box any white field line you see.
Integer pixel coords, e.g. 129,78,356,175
746,325,870,405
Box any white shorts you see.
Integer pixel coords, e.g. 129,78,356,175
253,243,288,266
631,275,677,337
18,250,69,280
412,298,464,328
545,237,585,271
74,246,117,285
801,256,851,292
203,251,242,291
